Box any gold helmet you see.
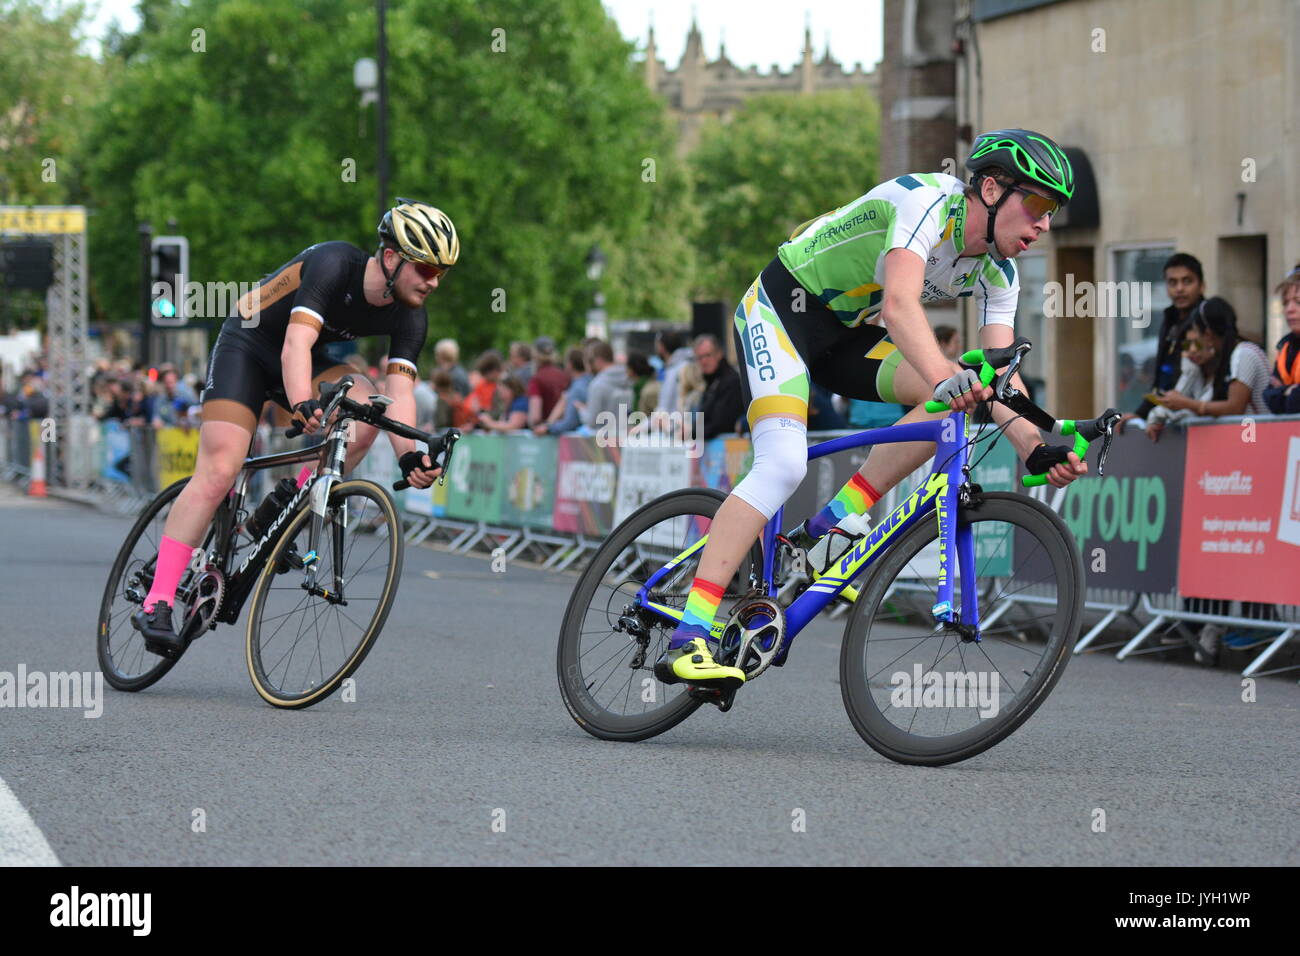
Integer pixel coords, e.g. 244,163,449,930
378,198,459,268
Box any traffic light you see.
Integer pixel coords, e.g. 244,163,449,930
150,235,189,326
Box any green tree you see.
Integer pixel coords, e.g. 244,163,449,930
82,0,693,359
689,89,880,304
587,115,699,323
0,0,107,205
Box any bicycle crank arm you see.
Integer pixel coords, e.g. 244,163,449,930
722,596,787,681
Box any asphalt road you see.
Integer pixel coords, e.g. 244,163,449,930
1,483,1296,866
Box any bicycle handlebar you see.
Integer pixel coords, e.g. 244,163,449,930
282,376,460,490
920,337,1122,486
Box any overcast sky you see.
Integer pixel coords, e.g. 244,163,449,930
82,0,884,71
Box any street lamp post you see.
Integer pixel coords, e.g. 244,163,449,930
138,221,152,366
353,0,389,223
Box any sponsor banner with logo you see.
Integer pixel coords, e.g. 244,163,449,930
101,421,131,483
724,437,754,488
1020,428,1184,592
403,469,450,517
1178,419,1300,604
443,433,505,524
501,435,559,528
691,436,753,495
969,438,1018,577
693,437,730,493
613,443,693,527
156,426,200,488
553,435,621,535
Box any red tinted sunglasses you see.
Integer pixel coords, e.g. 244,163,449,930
410,261,449,281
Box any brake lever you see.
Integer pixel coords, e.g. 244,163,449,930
436,431,459,486
1095,410,1122,477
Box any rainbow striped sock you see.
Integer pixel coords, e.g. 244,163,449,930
668,577,725,650
806,473,881,538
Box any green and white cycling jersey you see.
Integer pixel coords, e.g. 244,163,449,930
776,172,1019,329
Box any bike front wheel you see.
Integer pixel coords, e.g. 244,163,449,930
245,478,403,709
839,491,1083,766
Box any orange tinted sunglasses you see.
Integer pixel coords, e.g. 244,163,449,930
1011,186,1061,221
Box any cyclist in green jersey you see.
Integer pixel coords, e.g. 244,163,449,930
656,129,1090,690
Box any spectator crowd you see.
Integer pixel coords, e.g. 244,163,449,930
4,251,1298,451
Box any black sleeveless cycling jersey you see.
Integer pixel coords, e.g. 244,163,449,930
232,240,426,374
201,241,427,429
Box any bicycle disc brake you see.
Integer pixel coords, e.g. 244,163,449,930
720,595,786,681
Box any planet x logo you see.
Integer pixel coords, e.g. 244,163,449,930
50,887,151,936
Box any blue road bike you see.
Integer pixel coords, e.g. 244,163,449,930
558,338,1121,765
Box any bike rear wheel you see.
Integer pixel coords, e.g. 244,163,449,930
839,491,1082,766
557,489,762,742
245,479,403,709
97,479,194,691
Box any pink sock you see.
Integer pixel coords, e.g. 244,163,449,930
143,535,196,612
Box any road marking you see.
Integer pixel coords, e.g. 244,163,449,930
0,775,61,866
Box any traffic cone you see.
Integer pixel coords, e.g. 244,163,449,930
28,422,47,497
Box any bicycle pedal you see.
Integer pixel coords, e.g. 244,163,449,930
142,634,187,662
687,685,738,711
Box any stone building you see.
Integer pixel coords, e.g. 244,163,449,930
877,0,1299,417
643,18,880,153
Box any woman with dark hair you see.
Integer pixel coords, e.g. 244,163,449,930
1146,296,1269,442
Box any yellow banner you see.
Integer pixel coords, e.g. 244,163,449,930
0,207,86,235
157,426,201,488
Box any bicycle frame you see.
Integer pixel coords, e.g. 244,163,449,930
635,410,981,656
197,423,352,629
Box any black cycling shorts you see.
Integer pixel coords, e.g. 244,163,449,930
200,318,354,432
732,257,904,428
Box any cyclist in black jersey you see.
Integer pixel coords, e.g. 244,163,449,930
131,200,460,657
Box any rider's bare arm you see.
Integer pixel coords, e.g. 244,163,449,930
381,370,422,460
881,248,966,389
382,370,443,488
282,312,321,408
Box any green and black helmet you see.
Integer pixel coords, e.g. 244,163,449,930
966,128,1074,204
965,128,1074,258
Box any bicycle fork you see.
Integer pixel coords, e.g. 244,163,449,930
297,429,349,606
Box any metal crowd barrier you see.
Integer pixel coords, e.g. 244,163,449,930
5,417,1297,680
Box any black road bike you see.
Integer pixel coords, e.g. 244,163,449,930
96,377,459,708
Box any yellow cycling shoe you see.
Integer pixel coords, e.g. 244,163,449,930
654,638,746,690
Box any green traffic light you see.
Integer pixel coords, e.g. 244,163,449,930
156,297,176,318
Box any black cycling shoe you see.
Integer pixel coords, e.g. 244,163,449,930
131,600,186,660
